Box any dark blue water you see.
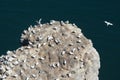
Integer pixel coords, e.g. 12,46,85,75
0,0,120,79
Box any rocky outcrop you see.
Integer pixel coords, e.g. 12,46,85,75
0,20,100,80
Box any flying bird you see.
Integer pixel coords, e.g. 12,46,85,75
104,21,113,26
36,18,42,27
36,18,42,24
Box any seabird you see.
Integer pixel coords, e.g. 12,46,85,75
36,18,42,24
104,21,113,26
36,18,43,27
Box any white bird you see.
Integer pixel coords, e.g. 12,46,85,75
36,18,42,27
36,18,42,24
104,21,113,26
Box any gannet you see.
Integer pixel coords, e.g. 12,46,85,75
104,21,113,26
36,18,42,27
37,18,42,24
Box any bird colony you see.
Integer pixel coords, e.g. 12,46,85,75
0,20,100,80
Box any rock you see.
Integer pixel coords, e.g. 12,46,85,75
0,20,100,80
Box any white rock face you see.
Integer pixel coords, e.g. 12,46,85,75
0,20,100,80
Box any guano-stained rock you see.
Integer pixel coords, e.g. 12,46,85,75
0,20,100,80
